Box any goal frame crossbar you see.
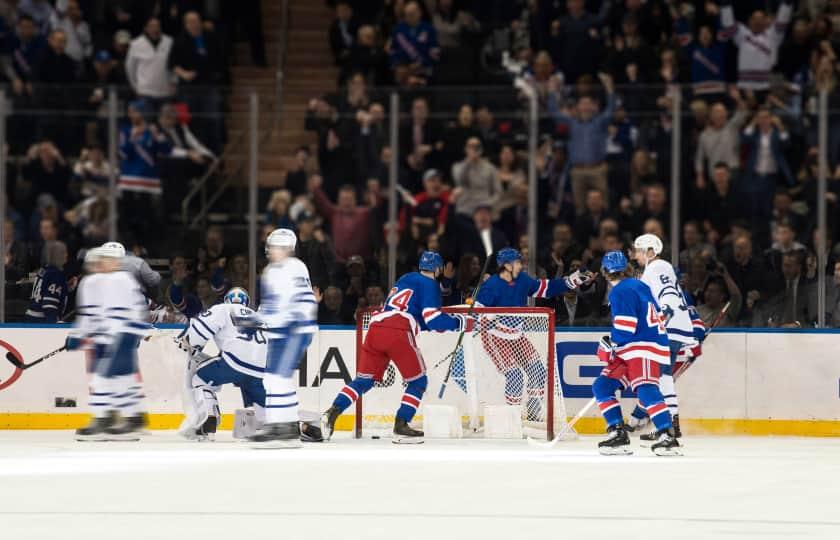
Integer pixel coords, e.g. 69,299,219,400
354,306,558,440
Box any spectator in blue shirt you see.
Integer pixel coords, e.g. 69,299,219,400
548,72,616,215
390,1,440,86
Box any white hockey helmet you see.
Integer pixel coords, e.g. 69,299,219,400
633,234,663,257
265,228,297,253
100,241,126,258
83,247,102,265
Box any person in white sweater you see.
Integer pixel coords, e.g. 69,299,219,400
125,17,174,107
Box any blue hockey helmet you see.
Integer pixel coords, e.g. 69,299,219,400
496,248,522,267
601,251,628,273
224,287,250,307
418,251,444,273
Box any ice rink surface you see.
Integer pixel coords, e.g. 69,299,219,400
0,431,838,540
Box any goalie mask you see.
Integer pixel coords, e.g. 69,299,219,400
224,287,250,308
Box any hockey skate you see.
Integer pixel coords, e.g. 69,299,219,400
249,422,303,449
105,414,144,441
598,424,633,455
300,421,325,443
641,414,682,444
75,414,116,442
651,427,683,456
392,418,424,444
321,406,340,440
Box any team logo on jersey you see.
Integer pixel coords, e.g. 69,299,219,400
0,340,25,391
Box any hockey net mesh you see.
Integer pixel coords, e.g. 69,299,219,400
355,307,573,440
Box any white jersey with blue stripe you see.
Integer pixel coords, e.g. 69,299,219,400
259,257,318,334
97,271,151,338
189,303,267,378
72,273,108,344
640,259,696,345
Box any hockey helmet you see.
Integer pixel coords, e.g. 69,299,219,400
100,241,126,258
601,250,629,273
83,247,102,265
633,233,663,256
224,287,250,308
496,248,522,267
418,250,444,273
265,228,297,253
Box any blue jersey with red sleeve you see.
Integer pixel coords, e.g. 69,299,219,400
475,273,571,307
373,272,461,333
607,278,670,365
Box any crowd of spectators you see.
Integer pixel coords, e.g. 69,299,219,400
287,0,840,327
5,0,840,329
1,0,267,319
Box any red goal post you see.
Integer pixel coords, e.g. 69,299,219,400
354,306,565,440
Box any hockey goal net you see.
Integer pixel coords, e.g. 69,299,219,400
355,307,572,440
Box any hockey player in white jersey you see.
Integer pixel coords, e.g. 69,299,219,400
69,242,151,440
243,228,317,447
629,234,697,438
178,287,267,440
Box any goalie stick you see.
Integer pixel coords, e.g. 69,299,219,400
435,254,493,399
527,300,732,448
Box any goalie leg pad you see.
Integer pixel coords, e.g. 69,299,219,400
396,374,427,423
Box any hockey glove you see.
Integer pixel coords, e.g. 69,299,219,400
565,270,594,290
65,336,84,351
597,335,616,363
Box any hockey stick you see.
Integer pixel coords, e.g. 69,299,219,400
5,346,67,371
436,254,494,399
528,301,733,449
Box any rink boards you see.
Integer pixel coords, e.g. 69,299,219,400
0,325,838,436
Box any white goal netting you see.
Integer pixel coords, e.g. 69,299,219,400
354,307,573,440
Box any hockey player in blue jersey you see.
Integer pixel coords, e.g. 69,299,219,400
472,248,592,420
322,251,466,443
593,251,680,456
26,241,69,322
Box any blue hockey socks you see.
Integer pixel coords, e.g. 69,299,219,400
593,375,624,428
396,375,427,422
637,383,673,431
333,377,375,413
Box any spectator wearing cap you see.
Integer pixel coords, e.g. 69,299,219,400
82,51,125,135
308,174,378,262
390,0,440,86
339,254,371,318
48,0,91,68
296,211,337,290
451,136,501,219
547,72,616,214
126,17,175,109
